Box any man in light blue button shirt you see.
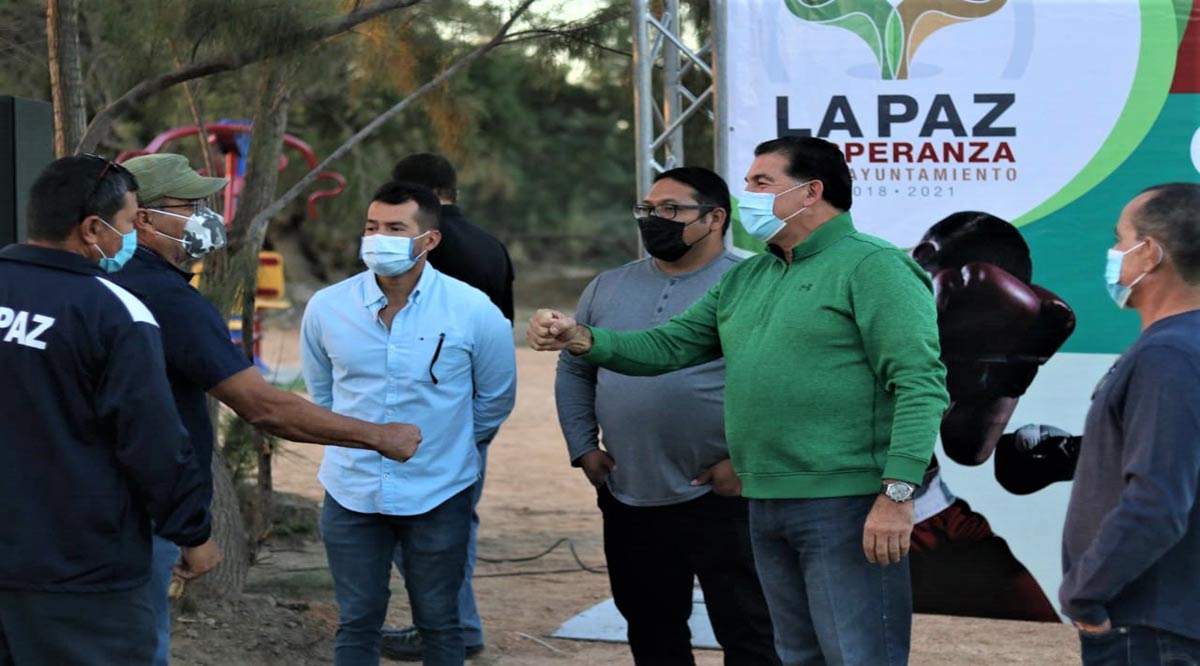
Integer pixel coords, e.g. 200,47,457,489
300,182,516,666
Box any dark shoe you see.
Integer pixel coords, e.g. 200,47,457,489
381,624,484,661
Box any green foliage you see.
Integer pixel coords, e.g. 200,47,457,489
0,0,717,274
219,411,277,482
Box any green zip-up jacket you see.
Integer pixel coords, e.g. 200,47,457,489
582,213,948,499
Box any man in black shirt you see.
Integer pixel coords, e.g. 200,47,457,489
393,153,514,322
382,153,515,660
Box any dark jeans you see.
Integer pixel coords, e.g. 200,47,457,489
0,582,155,665
749,495,912,666
321,488,473,666
1080,626,1200,666
393,440,490,647
598,486,779,666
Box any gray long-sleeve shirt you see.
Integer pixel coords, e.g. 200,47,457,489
555,252,740,506
1060,310,1200,639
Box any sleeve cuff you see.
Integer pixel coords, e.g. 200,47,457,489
180,526,212,548
570,447,600,467
580,326,612,364
882,454,931,487
1064,601,1109,627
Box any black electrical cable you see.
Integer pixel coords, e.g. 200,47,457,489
261,537,607,579
475,537,607,577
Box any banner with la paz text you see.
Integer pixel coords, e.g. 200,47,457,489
723,0,1199,622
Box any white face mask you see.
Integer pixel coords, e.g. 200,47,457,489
736,181,811,242
360,232,430,276
148,206,228,258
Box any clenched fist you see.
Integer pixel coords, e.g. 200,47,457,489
526,309,593,354
374,423,422,462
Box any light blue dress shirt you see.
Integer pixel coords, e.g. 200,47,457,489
300,265,517,516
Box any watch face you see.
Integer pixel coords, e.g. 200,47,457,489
886,483,912,501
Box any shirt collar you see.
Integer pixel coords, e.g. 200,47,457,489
768,212,855,263
132,245,194,281
0,243,103,276
357,264,439,318
647,250,733,280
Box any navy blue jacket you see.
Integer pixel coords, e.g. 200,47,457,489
1061,310,1200,639
0,245,210,592
110,247,252,510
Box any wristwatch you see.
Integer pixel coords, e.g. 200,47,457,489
881,480,916,502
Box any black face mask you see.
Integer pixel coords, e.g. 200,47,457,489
637,215,704,262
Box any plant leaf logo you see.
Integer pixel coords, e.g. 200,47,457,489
784,0,1008,79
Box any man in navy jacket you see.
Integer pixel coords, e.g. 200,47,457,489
0,155,212,665
1062,183,1200,664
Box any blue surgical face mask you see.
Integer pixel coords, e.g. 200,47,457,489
94,218,137,273
736,181,811,242
361,232,430,276
1105,240,1151,309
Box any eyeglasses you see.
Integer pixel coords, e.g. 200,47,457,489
632,203,715,221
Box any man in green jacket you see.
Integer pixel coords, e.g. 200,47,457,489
528,136,948,666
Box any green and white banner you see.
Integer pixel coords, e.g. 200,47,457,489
723,0,1199,620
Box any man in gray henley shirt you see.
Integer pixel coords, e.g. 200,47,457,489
556,167,778,666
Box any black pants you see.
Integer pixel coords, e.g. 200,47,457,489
0,582,155,666
598,486,779,666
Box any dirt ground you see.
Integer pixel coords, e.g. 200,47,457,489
170,320,1081,666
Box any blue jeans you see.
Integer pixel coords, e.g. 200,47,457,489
1080,626,1200,665
749,495,912,666
150,534,181,666
393,440,489,648
322,487,473,666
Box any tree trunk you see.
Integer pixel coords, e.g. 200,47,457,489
197,62,292,589
200,60,292,317
253,429,274,547
46,0,86,157
191,446,250,598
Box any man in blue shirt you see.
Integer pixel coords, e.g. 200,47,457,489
1061,182,1200,664
301,181,516,666
112,153,424,666
383,152,516,661
0,155,211,665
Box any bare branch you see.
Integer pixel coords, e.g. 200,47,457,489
75,0,423,153
245,0,537,234
500,31,631,58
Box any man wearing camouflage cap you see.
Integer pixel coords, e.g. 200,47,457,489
112,153,423,665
